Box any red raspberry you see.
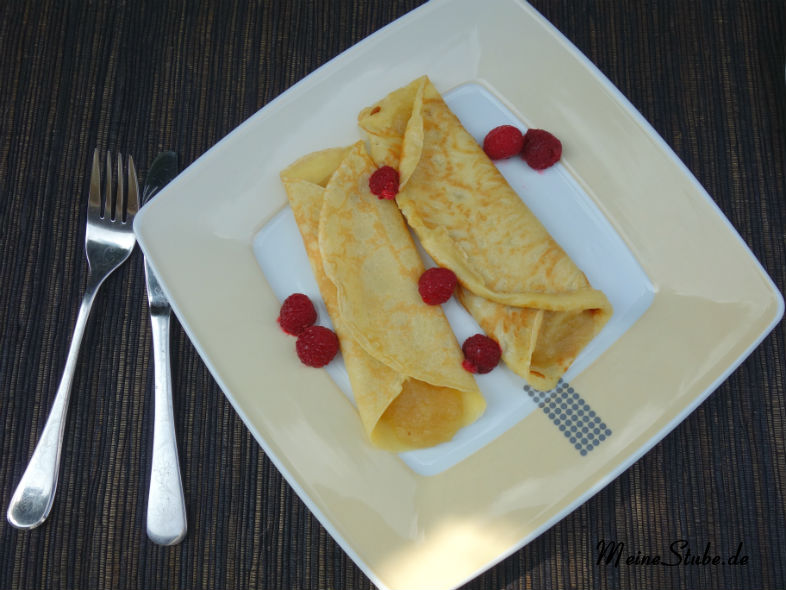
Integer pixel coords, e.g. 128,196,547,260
418,267,457,305
368,166,399,199
295,325,340,368
521,128,562,170
461,334,501,374
277,293,317,335
482,125,524,160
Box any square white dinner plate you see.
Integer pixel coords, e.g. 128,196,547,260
134,1,783,588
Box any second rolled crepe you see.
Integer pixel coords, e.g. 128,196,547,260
280,141,485,451
358,76,613,390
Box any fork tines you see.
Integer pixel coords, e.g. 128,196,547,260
90,149,138,223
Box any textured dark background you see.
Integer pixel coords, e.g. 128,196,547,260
1,1,785,589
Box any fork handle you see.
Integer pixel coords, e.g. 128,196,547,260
146,310,187,545
7,275,101,529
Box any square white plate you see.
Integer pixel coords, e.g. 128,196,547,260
134,0,783,588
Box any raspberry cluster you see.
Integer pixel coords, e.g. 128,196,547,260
416,265,502,374
277,293,339,368
482,125,562,170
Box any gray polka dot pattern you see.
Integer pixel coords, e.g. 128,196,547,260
525,380,612,456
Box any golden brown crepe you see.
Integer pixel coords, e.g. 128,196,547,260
358,76,612,390
280,141,485,451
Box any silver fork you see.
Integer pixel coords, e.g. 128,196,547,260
7,150,139,529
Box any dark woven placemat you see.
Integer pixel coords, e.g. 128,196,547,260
1,1,784,588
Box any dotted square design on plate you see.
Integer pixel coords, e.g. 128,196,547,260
524,380,612,456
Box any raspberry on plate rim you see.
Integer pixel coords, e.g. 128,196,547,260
521,128,562,170
295,325,340,368
482,125,524,160
277,293,317,336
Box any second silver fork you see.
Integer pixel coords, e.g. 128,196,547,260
7,150,139,529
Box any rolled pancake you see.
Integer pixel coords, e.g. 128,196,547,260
359,76,612,390
280,141,484,451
